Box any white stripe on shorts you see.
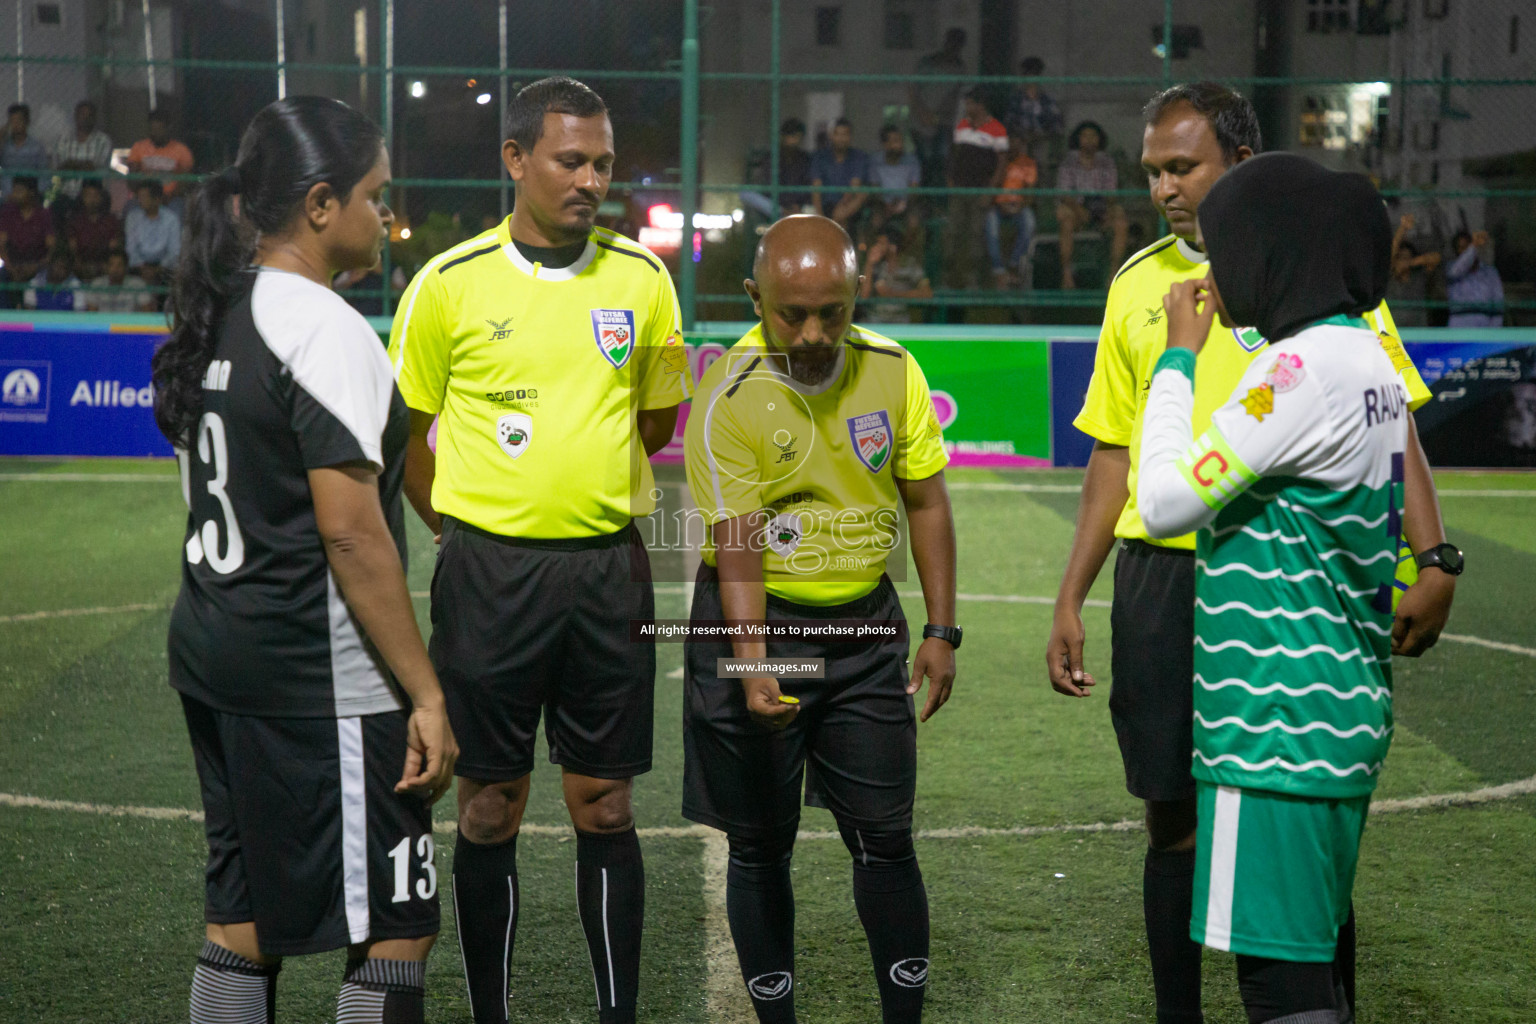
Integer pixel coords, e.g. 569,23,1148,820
338,716,371,943
1204,785,1242,951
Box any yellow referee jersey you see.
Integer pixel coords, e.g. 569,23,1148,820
389,220,694,539
685,325,949,605
1074,234,1432,550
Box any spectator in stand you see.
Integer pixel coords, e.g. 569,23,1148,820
0,176,55,310
66,180,123,281
1386,213,1441,328
1,104,50,197
1446,229,1505,327
859,219,932,324
868,123,923,235
126,110,195,199
776,118,814,214
740,118,814,219
986,131,1038,287
811,117,872,230
84,249,155,313
910,27,967,186
25,253,81,311
945,87,1008,290
1006,57,1064,161
1054,120,1128,289
52,100,114,212
124,179,181,288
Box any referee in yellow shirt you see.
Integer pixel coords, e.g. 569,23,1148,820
684,215,958,1024
387,77,693,1024
1046,83,1459,1024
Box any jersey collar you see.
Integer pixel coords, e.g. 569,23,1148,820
1174,236,1206,265
498,220,598,281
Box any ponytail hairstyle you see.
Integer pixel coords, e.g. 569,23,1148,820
152,96,385,446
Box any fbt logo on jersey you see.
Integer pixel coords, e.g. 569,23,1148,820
70,378,156,408
591,308,636,369
1,361,51,422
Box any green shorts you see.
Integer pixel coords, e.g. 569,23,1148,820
1191,781,1370,962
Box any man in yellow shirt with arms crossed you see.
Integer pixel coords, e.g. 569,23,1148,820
387,77,693,1024
1044,82,1461,1024
684,215,958,1024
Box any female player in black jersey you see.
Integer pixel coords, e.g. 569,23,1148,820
152,96,457,1024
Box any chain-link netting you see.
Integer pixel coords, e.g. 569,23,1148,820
1,0,1531,324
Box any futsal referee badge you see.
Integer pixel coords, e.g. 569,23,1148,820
591,308,636,369
848,409,893,473
496,412,532,459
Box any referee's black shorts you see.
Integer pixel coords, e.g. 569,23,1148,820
682,564,915,840
429,516,656,782
1109,538,1197,802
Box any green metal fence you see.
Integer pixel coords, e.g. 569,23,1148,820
3,0,1533,327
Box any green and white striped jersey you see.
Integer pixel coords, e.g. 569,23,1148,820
1138,316,1409,799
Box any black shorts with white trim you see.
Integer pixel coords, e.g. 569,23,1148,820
682,563,916,839
182,695,439,956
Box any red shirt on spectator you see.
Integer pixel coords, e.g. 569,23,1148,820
949,116,1008,187
0,202,54,263
69,209,124,266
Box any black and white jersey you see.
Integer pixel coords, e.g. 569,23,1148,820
168,268,410,718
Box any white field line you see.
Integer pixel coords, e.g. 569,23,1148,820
9,596,1530,661
0,602,166,624
7,774,1535,837
0,473,180,482
1438,633,1536,658
701,832,755,1023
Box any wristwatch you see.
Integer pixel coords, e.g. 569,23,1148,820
1414,542,1465,577
922,624,963,650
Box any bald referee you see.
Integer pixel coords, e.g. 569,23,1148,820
387,77,693,1024
1046,83,1457,1024
684,215,958,1024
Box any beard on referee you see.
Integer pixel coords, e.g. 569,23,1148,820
684,215,960,1024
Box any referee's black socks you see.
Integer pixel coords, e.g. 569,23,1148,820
452,830,520,1024
726,831,799,1024
840,824,930,1024
575,826,645,1024
1144,845,1205,1024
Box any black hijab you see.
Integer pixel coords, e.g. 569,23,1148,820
1199,152,1391,343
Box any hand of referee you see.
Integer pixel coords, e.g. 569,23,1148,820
1046,606,1097,698
742,676,799,731
397,698,458,804
1163,276,1217,354
909,637,956,722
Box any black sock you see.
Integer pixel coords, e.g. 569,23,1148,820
451,831,519,1024
337,957,426,1024
575,827,645,1024
843,826,929,1024
1145,846,1204,1024
726,833,798,1024
1333,904,1356,1023
189,940,279,1024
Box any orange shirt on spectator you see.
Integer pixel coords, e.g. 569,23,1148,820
995,154,1038,213
127,138,194,196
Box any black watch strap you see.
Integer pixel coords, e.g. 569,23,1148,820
1414,542,1465,576
922,624,963,650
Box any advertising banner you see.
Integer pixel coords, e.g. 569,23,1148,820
0,323,173,458
3,317,1532,468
